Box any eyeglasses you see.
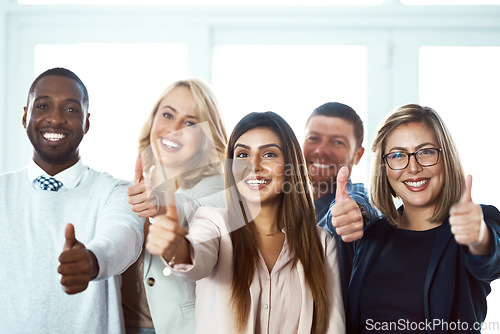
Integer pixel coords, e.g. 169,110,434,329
383,148,442,170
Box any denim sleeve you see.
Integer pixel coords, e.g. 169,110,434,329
319,182,380,236
319,209,336,235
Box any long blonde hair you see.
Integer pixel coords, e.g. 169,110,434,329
371,104,465,225
225,112,330,334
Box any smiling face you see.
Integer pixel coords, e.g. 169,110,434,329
232,127,286,207
149,86,204,171
22,75,89,175
303,115,364,198
385,122,444,213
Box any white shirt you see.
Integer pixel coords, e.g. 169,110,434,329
27,158,86,191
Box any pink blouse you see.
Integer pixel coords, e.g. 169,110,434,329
172,207,346,334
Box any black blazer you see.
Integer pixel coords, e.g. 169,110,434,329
346,205,500,334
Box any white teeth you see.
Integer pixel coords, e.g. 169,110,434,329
245,179,270,185
43,133,66,141
312,163,332,169
161,138,181,149
404,179,429,187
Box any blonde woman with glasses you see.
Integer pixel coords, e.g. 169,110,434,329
344,104,500,333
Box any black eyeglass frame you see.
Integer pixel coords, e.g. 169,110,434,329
383,148,442,170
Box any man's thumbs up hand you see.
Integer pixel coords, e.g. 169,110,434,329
330,166,364,242
58,223,98,294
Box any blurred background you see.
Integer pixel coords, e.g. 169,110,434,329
0,1,499,330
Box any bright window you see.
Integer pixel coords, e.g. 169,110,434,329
419,46,500,208
35,43,189,181
19,0,382,5
403,0,500,5
420,46,500,332
212,45,369,184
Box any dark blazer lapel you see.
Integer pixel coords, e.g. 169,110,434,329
423,220,454,333
347,220,392,333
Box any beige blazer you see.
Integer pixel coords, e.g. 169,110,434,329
143,175,226,334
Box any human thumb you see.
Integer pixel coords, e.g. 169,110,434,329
165,191,178,221
63,223,77,251
335,165,350,202
460,175,473,203
134,155,144,185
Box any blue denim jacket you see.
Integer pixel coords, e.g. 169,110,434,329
315,181,380,305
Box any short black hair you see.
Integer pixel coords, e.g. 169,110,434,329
306,102,364,148
26,67,89,112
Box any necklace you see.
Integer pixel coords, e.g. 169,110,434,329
250,223,281,237
252,228,281,237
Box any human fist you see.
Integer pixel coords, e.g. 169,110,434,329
146,194,189,264
330,166,364,242
450,175,490,255
58,224,98,294
127,156,159,218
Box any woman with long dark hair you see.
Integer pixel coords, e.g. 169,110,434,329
147,111,345,333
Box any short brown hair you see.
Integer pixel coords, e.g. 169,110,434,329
306,102,364,148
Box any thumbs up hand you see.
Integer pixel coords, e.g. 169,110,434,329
330,166,364,242
146,192,191,266
127,156,159,218
450,175,490,255
58,223,98,294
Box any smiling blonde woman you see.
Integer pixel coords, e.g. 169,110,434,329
346,104,500,334
121,78,227,334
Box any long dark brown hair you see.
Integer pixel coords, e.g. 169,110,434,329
225,111,329,333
